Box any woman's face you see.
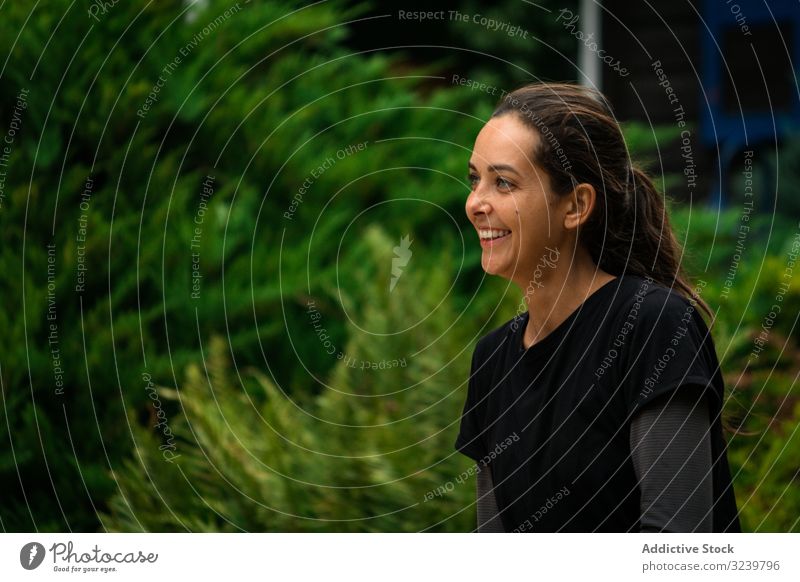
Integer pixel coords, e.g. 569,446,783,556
465,113,568,286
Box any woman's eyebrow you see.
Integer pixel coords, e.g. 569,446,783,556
468,162,522,176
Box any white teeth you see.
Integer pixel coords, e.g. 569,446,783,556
478,229,511,240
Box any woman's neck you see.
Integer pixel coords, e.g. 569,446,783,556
518,259,616,349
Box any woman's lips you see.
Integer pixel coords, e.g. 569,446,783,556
480,231,511,248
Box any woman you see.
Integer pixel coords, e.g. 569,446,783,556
454,82,741,533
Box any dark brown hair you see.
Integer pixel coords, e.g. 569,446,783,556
491,82,714,324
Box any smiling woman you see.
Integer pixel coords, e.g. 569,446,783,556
455,82,741,533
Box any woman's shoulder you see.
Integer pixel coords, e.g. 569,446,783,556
606,275,714,358
614,275,717,364
617,275,706,321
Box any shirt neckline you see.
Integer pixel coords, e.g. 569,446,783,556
511,275,623,358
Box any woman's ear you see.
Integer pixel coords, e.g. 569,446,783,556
563,182,596,231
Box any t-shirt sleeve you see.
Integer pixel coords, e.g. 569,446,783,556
618,288,718,418
454,344,488,462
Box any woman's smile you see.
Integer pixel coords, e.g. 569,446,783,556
478,228,512,248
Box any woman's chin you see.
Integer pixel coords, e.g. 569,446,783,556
481,257,509,278
480,241,516,277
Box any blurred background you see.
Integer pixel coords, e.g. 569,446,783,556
0,0,798,532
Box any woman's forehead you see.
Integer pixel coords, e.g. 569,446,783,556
472,115,539,170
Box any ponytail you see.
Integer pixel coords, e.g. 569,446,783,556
624,165,714,324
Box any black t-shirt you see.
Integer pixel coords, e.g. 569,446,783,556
455,274,741,532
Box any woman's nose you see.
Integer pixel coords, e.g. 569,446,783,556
466,187,490,219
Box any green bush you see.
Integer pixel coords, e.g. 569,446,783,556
0,0,487,530
101,226,480,532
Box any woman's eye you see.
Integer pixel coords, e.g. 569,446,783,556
467,174,514,191
496,177,514,190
